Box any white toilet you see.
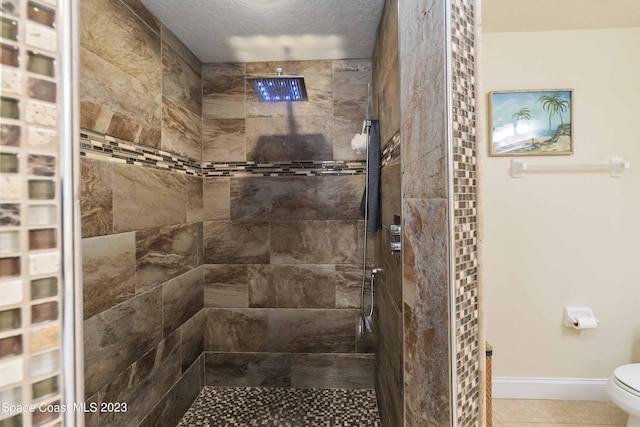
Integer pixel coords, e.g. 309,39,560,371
608,364,640,427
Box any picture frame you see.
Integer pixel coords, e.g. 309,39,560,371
488,89,573,156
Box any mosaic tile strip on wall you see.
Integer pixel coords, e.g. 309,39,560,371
201,160,365,177
81,129,366,177
0,0,64,425
381,130,400,167
450,0,480,425
80,130,201,176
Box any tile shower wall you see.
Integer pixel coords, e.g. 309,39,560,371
371,0,404,426
80,0,202,160
375,145,403,427
0,0,64,425
202,59,375,389
79,0,204,425
202,59,370,163
400,0,452,424
372,0,401,152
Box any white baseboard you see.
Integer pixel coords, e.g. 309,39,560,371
492,377,610,401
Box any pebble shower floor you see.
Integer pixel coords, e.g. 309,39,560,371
177,387,382,427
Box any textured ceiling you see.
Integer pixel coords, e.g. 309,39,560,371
483,0,640,33
140,0,385,63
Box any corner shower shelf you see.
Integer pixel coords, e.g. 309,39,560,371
510,157,631,178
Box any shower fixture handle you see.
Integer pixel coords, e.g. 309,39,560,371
389,224,401,254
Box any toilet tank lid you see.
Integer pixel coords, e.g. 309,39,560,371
614,364,640,392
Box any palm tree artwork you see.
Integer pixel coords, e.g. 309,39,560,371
490,90,572,155
512,107,531,134
539,93,570,132
512,107,531,122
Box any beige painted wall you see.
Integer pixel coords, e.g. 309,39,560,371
481,28,640,378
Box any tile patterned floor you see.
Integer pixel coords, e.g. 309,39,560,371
493,399,629,426
178,387,381,427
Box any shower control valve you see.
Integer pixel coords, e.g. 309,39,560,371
389,224,401,236
390,241,401,253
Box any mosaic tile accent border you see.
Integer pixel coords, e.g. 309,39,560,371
81,130,366,177
178,387,381,427
381,130,400,167
80,130,201,176
0,1,64,426
450,0,480,425
202,160,365,177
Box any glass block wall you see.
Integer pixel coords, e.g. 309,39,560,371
1,0,64,425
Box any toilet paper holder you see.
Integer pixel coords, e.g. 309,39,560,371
563,306,599,329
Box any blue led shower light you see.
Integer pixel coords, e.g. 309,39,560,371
247,74,308,102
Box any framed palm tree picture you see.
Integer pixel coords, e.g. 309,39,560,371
489,89,573,156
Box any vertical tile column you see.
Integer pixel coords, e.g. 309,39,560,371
451,0,480,425
1,0,64,426
399,0,451,425
399,0,479,425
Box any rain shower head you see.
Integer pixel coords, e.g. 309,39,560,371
247,68,308,102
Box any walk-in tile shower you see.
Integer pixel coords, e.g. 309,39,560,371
0,0,480,425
